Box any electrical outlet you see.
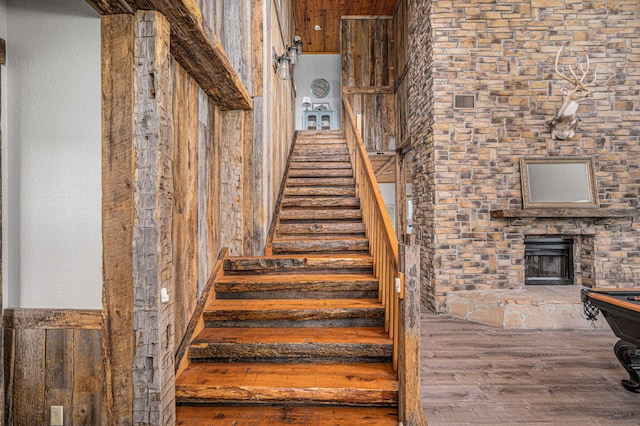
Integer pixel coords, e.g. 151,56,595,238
51,406,64,426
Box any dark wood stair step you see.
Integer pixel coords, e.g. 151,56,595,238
289,161,352,169
176,406,398,426
281,196,360,209
293,148,349,156
203,298,384,327
288,169,354,179
223,255,373,275
175,362,398,406
292,154,351,163
188,327,392,363
215,273,378,299
271,238,369,254
284,187,356,197
279,209,362,221
297,130,345,137
276,222,365,235
286,177,355,187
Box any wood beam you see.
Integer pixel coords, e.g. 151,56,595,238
85,0,133,15
375,155,396,178
101,14,135,425
0,38,6,65
86,0,253,111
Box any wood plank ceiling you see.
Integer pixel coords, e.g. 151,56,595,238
294,0,398,53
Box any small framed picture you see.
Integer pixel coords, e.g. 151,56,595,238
313,102,330,111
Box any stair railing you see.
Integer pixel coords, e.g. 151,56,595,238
342,95,403,369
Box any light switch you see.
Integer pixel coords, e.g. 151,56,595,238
51,406,64,426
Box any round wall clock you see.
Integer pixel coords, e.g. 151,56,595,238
311,78,330,98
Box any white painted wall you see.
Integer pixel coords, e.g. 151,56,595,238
293,54,342,130
4,0,102,308
0,0,7,310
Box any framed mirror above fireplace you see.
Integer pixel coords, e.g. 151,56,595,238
520,157,599,209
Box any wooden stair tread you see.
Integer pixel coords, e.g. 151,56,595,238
176,406,398,425
223,254,373,275
276,223,365,235
289,162,352,170
279,209,362,221
286,178,355,186
281,197,360,208
271,240,369,254
285,187,356,196
205,298,382,312
193,327,391,345
215,273,378,296
176,362,398,394
217,273,376,284
273,235,367,241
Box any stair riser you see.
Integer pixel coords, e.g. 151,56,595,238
285,187,356,197
189,343,392,364
281,198,360,209
292,155,350,163
204,307,384,323
279,210,362,221
289,162,352,170
271,241,369,254
204,317,385,328
286,178,355,187
293,149,349,156
277,223,365,234
223,257,373,275
216,290,378,300
175,390,398,407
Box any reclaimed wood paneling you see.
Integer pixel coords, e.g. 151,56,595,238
86,0,252,110
393,0,407,85
100,13,135,425
4,309,104,426
132,11,174,424
395,76,409,152
344,91,396,152
173,62,200,352
197,0,258,96
341,17,394,88
394,0,409,153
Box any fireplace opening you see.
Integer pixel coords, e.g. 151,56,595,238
525,238,574,285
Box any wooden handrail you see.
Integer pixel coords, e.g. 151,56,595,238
342,95,401,369
343,94,427,424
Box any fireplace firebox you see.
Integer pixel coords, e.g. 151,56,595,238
525,238,574,285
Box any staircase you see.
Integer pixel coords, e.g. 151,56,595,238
175,131,399,425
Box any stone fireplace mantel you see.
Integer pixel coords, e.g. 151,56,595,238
490,208,640,226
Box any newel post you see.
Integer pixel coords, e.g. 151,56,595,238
398,235,427,425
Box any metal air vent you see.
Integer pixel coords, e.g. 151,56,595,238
454,94,475,109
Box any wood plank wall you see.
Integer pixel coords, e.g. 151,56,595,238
98,0,295,422
394,0,409,152
4,309,104,426
0,37,5,426
341,17,397,152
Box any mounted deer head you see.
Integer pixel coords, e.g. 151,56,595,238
550,46,597,140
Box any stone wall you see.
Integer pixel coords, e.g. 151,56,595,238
408,0,640,311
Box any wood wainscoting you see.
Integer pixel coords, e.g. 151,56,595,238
3,309,104,425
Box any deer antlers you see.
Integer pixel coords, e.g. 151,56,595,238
554,45,598,89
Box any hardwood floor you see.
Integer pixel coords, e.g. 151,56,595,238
421,312,640,425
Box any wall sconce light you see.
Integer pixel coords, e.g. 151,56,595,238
288,36,303,64
302,96,312,111
273,37,302,81
274,52,291,80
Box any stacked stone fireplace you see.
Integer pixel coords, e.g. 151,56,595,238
406,0,640,327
